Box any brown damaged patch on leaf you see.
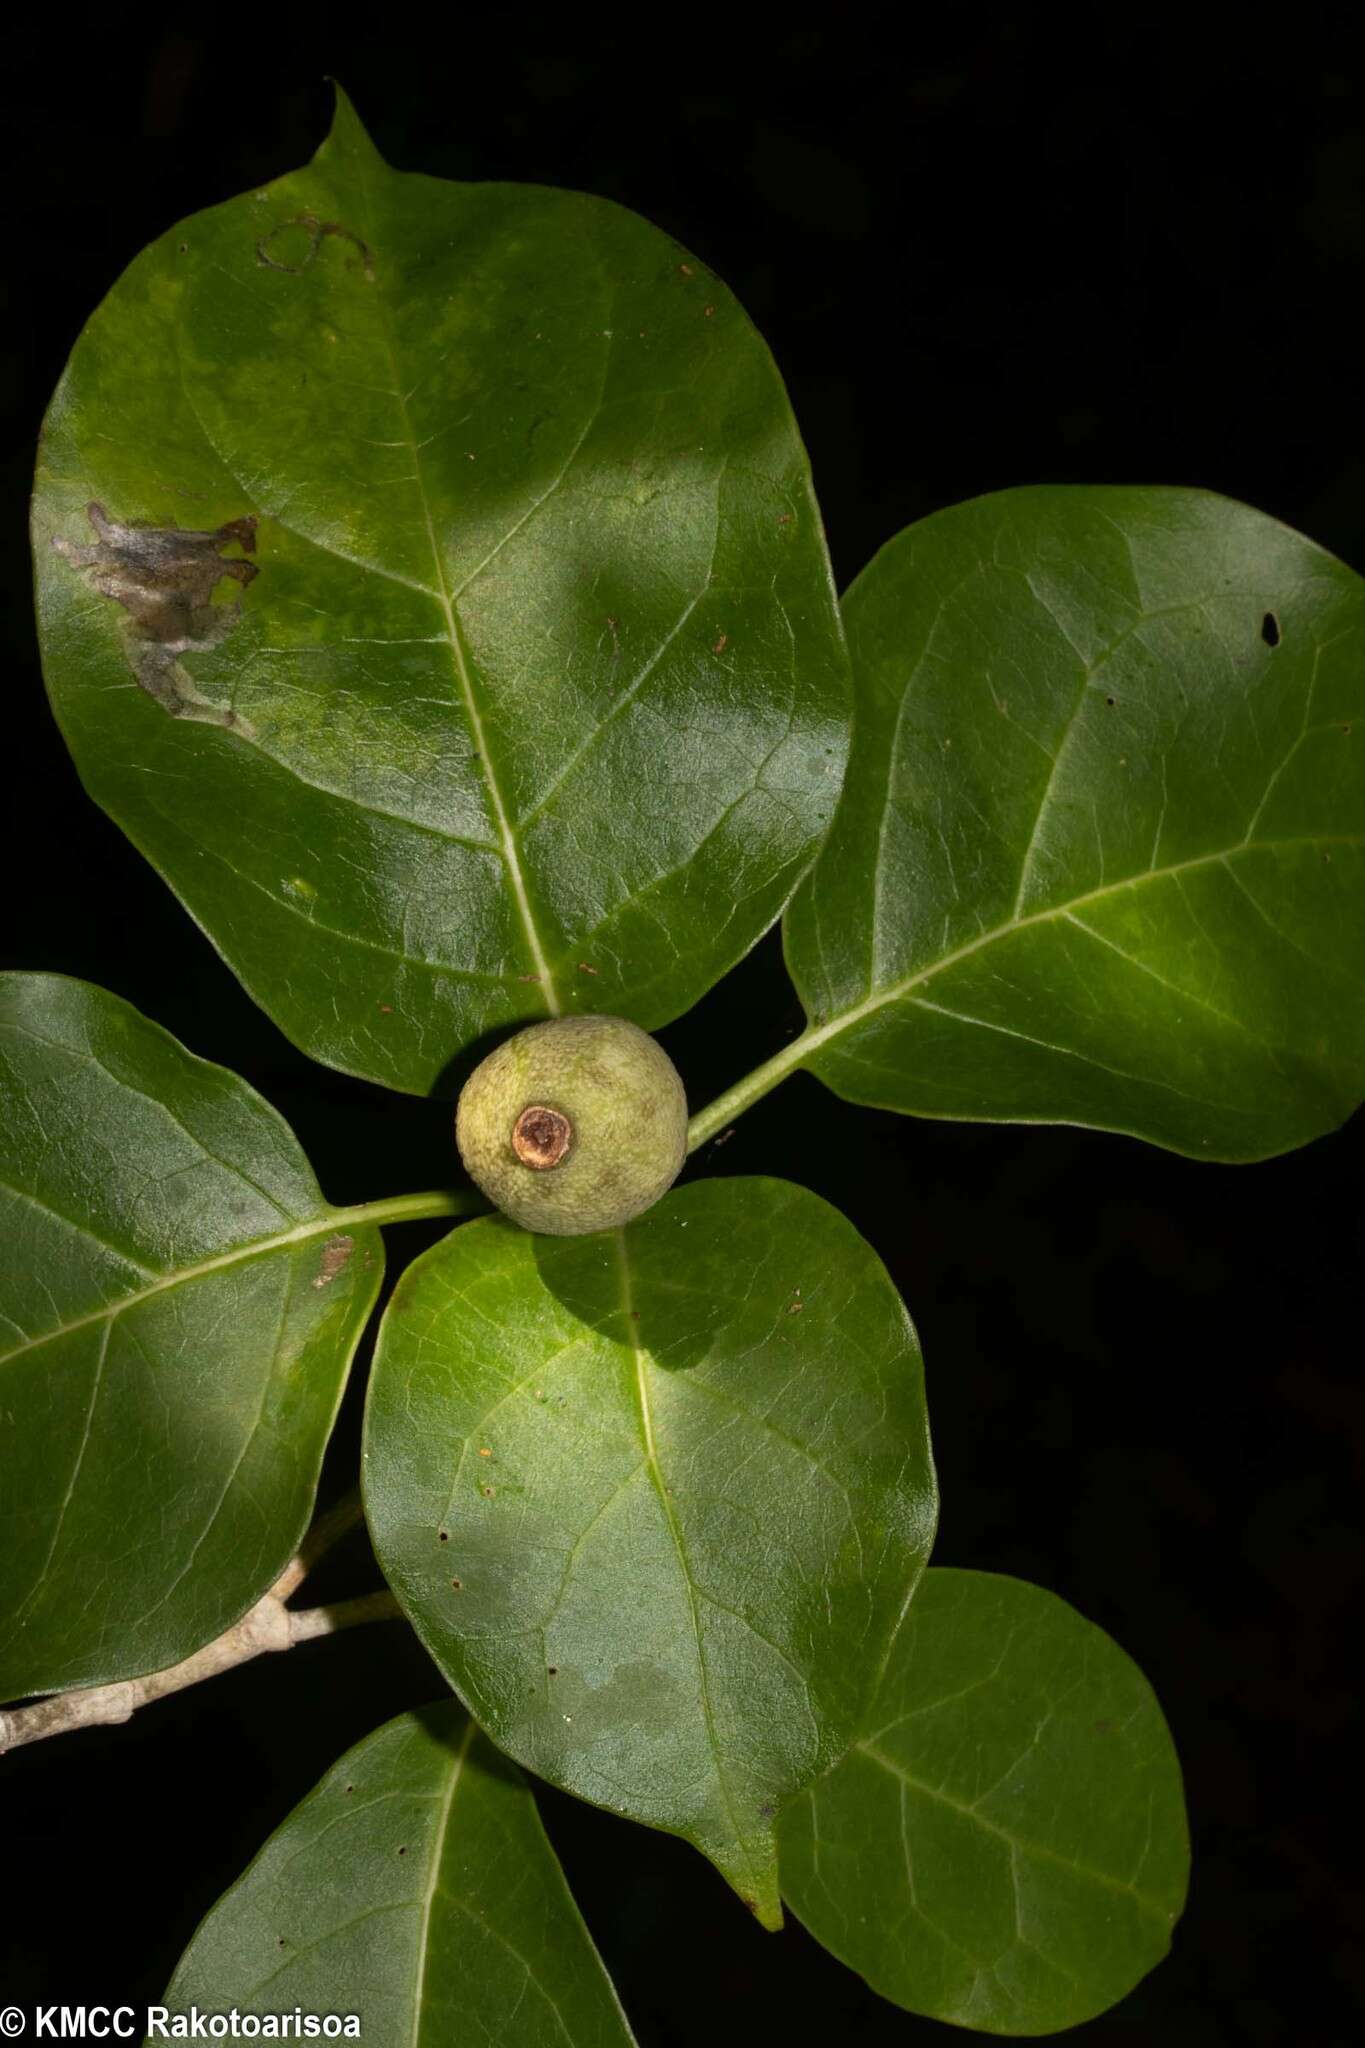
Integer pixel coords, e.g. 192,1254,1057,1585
312,1233,355,1290
52,501,259,733
257,213,376,281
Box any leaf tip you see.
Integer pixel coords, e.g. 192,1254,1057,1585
318,80,388,173
712,1830,783,1933
752,1891,785,1934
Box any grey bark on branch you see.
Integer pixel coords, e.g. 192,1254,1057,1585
0,1491,401,1754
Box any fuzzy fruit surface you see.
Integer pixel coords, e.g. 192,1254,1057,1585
455,1015,688,1236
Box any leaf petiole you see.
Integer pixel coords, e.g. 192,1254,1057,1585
325,1188,490,1230
685,1029,817,1152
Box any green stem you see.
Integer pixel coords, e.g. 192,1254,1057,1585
326,1188,489,1230
686,1027,819,1153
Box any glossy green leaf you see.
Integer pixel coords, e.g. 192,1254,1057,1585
0,974,382,1699
363,1178,936,1928
33,89,848,1095
780,1569,1189,2035
162,1701,637,2047
784,487,1365,1160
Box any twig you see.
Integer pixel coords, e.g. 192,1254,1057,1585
271,1487,366,1601
0,1585,402,1754
286,1590,399,1644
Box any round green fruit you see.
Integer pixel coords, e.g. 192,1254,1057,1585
455,1015,688,1236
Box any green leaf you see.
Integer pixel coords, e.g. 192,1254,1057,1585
779,1569,1189,2035
0,974,382,1699
162,1701,638,2047
784,486,1365,1160
33,88,849,1095
363,1178,936,1929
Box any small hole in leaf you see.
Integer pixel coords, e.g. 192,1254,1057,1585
451,1578,462,1590
438,1530,449,1542
548,1666,558,1676
345,1784,354,1794
397,1845,407,1856
1105,696,1116,707
1261,611,1281,648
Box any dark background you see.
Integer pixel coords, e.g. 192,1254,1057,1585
2,11,1362,2045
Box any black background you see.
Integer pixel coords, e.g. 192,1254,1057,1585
2,12,1362,2045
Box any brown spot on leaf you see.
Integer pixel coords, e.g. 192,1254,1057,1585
312,1233,354,1290
52,501,259,731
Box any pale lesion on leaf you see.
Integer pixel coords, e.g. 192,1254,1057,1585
51,500,260,734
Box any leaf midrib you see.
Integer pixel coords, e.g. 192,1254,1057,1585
802,831,1365,1070
411,1715,476,2048
0,1208,355,1368
351,150,560,1014
615,1229,764,1906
